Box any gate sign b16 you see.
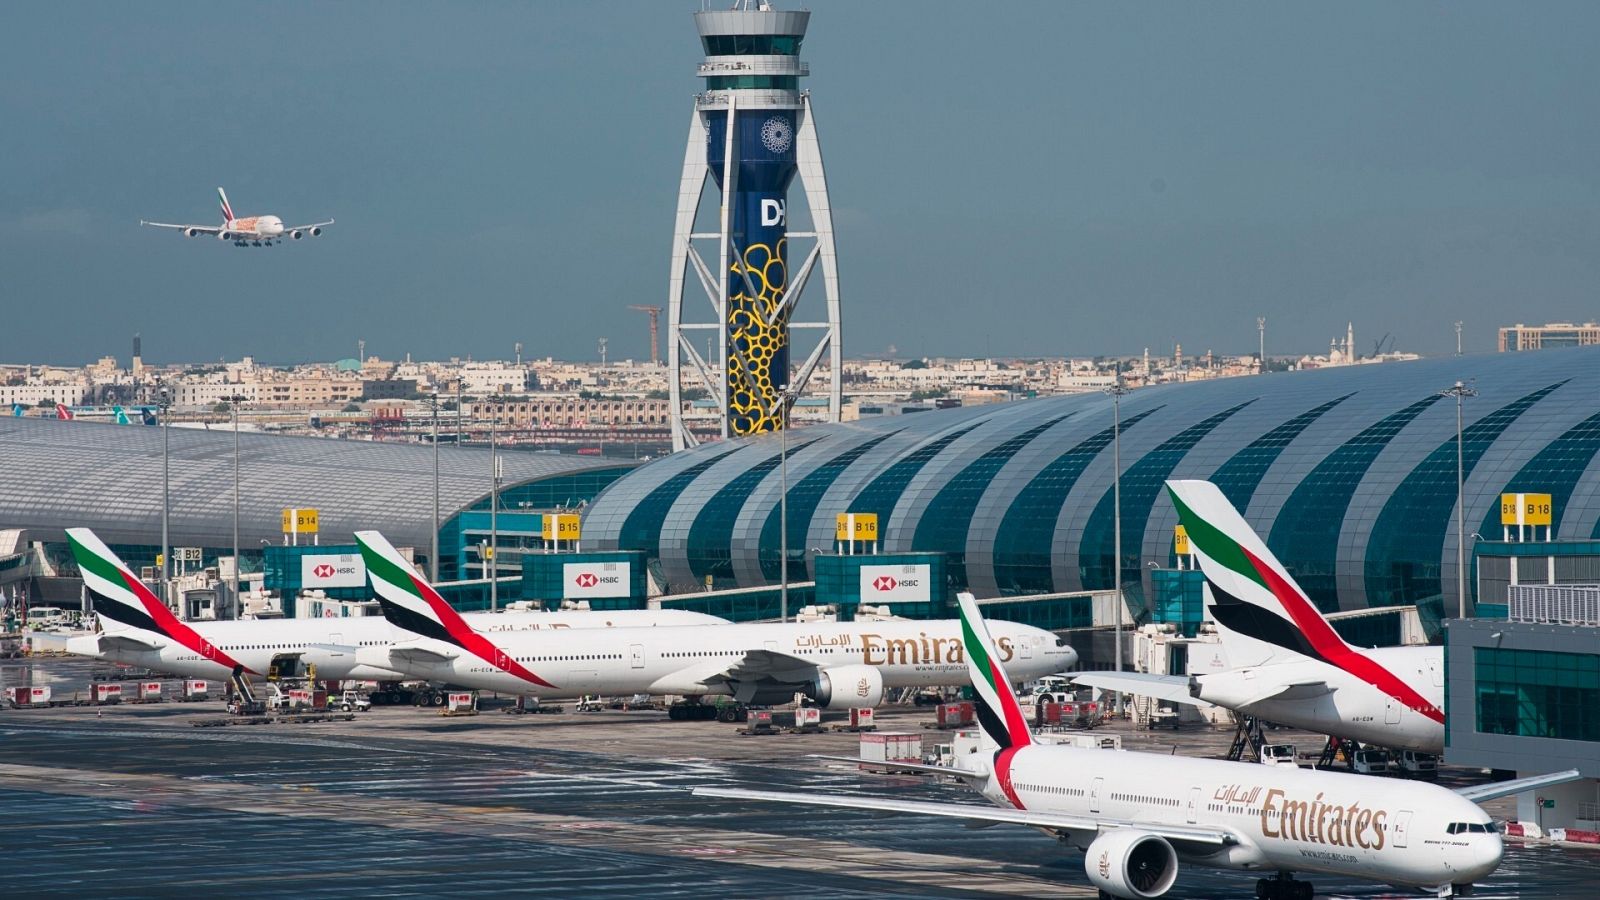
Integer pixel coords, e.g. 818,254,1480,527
300,553,366,589
564,562,629,599
859,564,931,602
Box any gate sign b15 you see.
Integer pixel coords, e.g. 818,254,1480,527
300,553,366,589
564,562,629,599
859,564,930,602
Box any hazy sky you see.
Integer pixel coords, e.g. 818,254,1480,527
3,2,1597,366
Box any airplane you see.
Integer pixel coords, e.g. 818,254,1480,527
62,527,729,684
140,187,333,247
1071,480,1446,753
695,592,1580,899
352,529,1077,711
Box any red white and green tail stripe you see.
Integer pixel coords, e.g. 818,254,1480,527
955,592,1031,808
66,527,250,673
354,530,555,689
1165,480,1443,724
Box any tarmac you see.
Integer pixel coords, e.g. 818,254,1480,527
2,657,1596,898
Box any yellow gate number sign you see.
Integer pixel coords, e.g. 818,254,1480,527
282,508,319,534
835,513,879,542
1174,525,1191,556
542,513,581,541
1500,493,1552,527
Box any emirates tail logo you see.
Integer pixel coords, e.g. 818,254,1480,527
873,576,897,592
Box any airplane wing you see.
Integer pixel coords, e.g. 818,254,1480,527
1455,769,1583,804
284,218,335,231
385,643,459,664
1071,671,1208,706
140,220,222,235
651,648,820,700
813,754,985,779
692,787,1235,848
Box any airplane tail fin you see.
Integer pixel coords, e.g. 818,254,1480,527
11,403,23,417
55,403,73,420
217,187,234,223
354,530,554,687
140,407,158,426
955,592,1033,754
65,527,247,670
113,405,130,425
1165,479,1354,668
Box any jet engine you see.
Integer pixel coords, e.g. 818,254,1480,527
217,231,230,241
808,665,884,709
1084,830,1179,899
309,226,323,237
183,227,199,238
290,230,304,240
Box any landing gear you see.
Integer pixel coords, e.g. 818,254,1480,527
1255,873,1313,900
667,697,729,721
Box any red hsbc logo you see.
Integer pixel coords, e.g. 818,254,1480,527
313,564,335,578
873,576,897,591
575,573,598,588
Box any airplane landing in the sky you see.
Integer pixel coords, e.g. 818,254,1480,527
141,187,333,247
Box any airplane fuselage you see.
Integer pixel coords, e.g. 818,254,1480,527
1194,646,1445,752
223,215,284,239
991,743,1498,890
68,609,728,683
360,619,1076,701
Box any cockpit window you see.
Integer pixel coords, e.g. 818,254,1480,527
1447,822,1496,834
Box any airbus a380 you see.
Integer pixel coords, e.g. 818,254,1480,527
1073,480,1446,753
352,530,1076,709
63,528,726,683
141,187,332,247
697,594,1579,899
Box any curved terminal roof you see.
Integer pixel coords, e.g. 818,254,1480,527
584,348,1600,612
0,418,630,550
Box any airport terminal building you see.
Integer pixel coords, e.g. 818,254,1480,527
585,348,1600,620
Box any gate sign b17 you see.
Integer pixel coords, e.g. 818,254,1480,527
859,564,931,602
300,553,366,589
564,562,629,599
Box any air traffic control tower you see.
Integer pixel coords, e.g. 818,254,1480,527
666,1,842,451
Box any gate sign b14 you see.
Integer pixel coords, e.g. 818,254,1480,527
859,564,931,602
300,553,366,589
564,562,629,599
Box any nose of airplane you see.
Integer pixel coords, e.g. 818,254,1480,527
1456,832,1504,885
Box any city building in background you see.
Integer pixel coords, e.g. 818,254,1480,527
1499,322,1600,352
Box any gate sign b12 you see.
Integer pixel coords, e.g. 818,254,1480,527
859,564,931,602
300,553,366,589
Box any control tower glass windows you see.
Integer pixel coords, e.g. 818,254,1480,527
705,75,799,92
702,34,803,56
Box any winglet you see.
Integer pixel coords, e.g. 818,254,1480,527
956,592,1032,753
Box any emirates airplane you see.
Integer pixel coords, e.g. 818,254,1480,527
352,530,1077,709
141,187,333,247
697,594,1578,899
1073,480,1446,753
63,528,726,683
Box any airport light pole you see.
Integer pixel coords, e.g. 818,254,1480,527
1442,380,1477,618
229,393,247,612
488,393,502,612
1257,317,1266,373
430,390,440,582
1105,372,1130,717
158,383,172,607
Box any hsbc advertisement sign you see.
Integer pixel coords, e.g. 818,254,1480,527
300,553,366,589
859,564,932,603
564,562,630,599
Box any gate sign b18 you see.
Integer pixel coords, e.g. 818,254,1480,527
564,562,629,599
300,553,366,589
859,564,931,602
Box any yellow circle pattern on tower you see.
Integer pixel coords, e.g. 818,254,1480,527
727,239,789,435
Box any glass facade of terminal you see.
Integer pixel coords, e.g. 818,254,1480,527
1474,647,1600,743
583,349,1600,616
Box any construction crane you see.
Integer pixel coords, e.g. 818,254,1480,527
628,305,662,365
